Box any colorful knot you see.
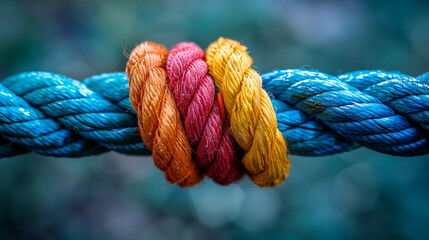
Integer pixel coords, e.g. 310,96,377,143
126,41,203,187
206,37,291,187
1,37,428,189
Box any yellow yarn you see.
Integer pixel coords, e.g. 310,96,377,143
206,37,291,187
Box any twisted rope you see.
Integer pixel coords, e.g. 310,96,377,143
206,38,291,187
0,72,145,157
166,42,244,185
263,69,429,156
1,39,428,188
1,70,428,157
126,41,203,187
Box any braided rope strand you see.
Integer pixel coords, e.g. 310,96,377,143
0,72,144,157
339,71,429,132
263,69,429,155
270,97,360,156
206,38,291,187
126,41,203,187
166,42,244,185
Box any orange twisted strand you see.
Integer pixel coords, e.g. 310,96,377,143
126,41,203,187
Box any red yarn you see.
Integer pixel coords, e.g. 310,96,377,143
167,42,244,185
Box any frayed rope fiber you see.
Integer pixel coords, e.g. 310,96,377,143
0,37,428,187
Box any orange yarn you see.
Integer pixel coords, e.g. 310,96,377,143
126,41,203,187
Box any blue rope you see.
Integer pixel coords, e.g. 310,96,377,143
263,69,429,156
0,70,427,158
0,72,148,157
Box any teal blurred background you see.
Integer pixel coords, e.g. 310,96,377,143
1,0,429,239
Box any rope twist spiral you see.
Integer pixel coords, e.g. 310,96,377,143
166,42,244,185
126,41,203,187
206,38,291,187
0,72,145,157
263,69,429,156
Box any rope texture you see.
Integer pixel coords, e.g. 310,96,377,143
166,42,244,185
263,69,429,156
206,38,291,187
1,39,428,188
126,41,203,187
0,72,147,157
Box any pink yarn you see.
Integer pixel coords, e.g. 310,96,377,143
167,42,243,185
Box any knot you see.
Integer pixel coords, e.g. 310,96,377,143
127,41,203,187
166,42,244,185
1,39,428,188
206,37,291,187
262,69,429,155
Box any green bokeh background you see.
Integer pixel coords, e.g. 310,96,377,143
0,0,429,239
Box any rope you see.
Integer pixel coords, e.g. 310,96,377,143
166,42,244,185
0,38,428,187
263,69,429,156
126,41,203,187
2,70,427,158
206,38,291,187
0,72,146,157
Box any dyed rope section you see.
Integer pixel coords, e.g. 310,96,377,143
0,72,144,157
206,38,291,187
263,69,429,155
166,42,244,185
270,97,360,156
126,41,203,187
339,71,429,132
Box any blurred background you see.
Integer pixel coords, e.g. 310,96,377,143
0,0,429,239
